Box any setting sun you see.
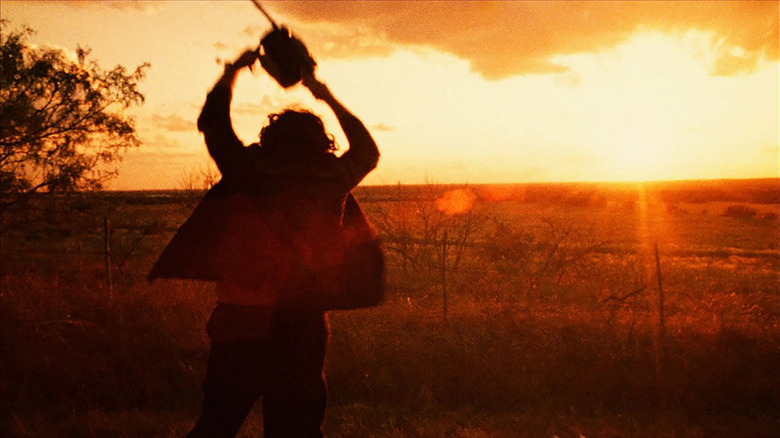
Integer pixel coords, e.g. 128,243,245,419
550,30,778,183
609,135,665,182
590,33,699,181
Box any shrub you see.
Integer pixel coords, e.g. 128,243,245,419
723,204,758,219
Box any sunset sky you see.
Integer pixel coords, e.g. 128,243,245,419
4,1,779,190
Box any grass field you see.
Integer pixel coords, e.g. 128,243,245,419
1,178,778,437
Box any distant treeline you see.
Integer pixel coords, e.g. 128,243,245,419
647,178,780,204
354,178,780,205
82,178,779,207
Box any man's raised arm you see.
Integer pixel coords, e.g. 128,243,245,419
197,50,258,175
302,71,379,187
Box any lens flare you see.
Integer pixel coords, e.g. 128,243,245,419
436,188,477,215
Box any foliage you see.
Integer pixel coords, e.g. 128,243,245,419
723,204,758,219
0,23,149,213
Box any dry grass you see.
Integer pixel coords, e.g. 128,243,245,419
1,180,778,437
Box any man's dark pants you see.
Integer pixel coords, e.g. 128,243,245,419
187,306,328,438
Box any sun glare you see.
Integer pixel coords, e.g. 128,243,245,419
611,136,664,181
551,30,744,182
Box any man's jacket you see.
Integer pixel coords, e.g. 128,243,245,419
148,86,383,310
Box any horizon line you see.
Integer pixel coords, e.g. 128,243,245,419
104,176,780,192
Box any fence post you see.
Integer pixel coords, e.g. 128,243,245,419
441,231,448,322
104,216,113,301
654,242,666,337
401,234,408,274
653,242,666,406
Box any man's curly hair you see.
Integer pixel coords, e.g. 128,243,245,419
259,109,336,158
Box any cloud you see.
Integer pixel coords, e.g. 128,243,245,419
47,0,159,13
149,113,195,133
140,133,194,155
370,123,395,132
231,95,280,117
30,43,80,64
105,2,159,13
266,1,778,79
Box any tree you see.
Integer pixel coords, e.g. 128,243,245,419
0,22,149,213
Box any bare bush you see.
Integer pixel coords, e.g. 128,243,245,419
477,216,609,301
723,204,758,219
178,164,220,211
370,183,489,295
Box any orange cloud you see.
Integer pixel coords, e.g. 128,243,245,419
267,1,779,78
149,113,195,132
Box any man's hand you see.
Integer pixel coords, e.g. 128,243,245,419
230,49,259,71
301,70,333,102
215,49,258,90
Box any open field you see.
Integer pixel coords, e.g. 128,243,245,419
1,178,779,437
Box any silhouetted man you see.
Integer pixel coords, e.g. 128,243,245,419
150,48,379,437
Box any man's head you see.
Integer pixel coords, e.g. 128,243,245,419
260,109,336,159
